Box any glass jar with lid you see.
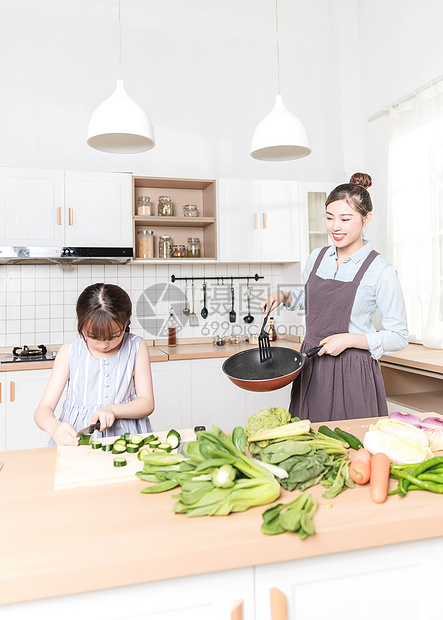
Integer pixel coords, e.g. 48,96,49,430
137,196,152,216
158,195,173,217
187,237,201,258
159,235,172,258
182,204,199,217
172,244,187,258
137,229,154,258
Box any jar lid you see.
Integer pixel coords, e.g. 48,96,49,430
188,237,200,242
137,196,151,203
183,204,198,209
159,195,171,201
159,235,172,240
137,229,154,234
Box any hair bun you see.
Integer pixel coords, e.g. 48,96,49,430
349,172,372,190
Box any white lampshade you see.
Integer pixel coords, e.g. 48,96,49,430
250,95,311,161
87,79,155,154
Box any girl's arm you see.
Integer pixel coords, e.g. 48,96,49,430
92,339,155,429
34,343,76,445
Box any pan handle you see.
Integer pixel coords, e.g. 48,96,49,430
304,346,322,358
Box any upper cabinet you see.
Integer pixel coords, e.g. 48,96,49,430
132,176,217,262
217,178,300,263
0,168,132,247
298,181,331,265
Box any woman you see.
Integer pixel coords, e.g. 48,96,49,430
260,173,408,422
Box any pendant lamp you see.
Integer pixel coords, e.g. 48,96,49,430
87,0,155,154
250,0,311,161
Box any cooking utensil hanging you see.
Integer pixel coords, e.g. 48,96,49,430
243,286,254,324
258,309,271,362
201,282,208,319
222,346,322,392
188,281,199,326
229,283,236,323
183,280,190,316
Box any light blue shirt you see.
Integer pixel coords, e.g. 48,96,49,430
287,241,408,360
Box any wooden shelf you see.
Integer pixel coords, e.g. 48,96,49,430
386,391,443,414
134,216,215,228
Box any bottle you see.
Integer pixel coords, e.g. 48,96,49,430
137,196,152,216
268,317,277,341
168,308,177,347
158,196,173,216
187,237,201,257
137,229,154,258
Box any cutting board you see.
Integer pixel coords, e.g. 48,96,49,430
54,428,195,491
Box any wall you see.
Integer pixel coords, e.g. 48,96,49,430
358,0,443,257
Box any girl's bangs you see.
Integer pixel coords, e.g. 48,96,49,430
83,313,125,341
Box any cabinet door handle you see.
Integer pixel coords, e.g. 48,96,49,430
68,207,74,226
263,212,268,229
270,588,287,620
255,212,259,229
10,381,15,403
231,600,243,620
57,207,62,225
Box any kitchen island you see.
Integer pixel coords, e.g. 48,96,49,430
1,418,443,619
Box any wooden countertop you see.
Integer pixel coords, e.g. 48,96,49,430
1,417,443,606
381,343,443,375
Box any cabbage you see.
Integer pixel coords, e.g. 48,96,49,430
364,430,432,464
371,418,429,447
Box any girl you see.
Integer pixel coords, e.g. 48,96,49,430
35,283,155,446
260,172,408,422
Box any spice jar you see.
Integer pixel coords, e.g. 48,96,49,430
159,235,172,258
137,229,154,258
187,237,201,258
137,196,152,216
158,196,173,217
182,204,199,217
172,244,187,258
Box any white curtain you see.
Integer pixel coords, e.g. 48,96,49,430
387,81,443,349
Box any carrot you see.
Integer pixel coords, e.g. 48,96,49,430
370,452,391,503
350,448,371,484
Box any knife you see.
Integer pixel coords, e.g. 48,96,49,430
77,421,101,437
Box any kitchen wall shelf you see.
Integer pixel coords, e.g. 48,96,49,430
132,176,217,261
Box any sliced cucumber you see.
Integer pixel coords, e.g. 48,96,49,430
166,429,181,449
112,443,127,455
102,443,114,452
126,443,140,454
157,442,172,453
131,434,144,447
115,438,127,446
122,432,131,441
78,435,91,446
148,439,161,448
142,434,156,445
91,441,102,450
113,457,127,467
138,448,151,461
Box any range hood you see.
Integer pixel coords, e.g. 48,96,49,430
0,246,133,265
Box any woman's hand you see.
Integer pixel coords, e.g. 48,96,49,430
260,291,292,315
52,421,79,446
318,333,354,356
92,407,116,431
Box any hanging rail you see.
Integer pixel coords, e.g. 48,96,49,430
171,273,263,283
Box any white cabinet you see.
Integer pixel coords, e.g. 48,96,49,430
298,181,331,265
0,168,132,248
149,360,192,432
3,369,57,450
0,375,5,450
218,178,300,263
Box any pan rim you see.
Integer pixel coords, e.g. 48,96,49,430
222,347,303,383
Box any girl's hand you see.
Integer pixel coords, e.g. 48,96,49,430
260,291,292,315
318,333,353,357
92,407,116,431
52,421,79,446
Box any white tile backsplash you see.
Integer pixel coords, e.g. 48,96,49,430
0,262,300,346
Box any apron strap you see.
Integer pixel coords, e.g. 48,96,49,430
311,246,329,275
353,250,379,285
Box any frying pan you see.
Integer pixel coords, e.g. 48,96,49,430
222,346,321,392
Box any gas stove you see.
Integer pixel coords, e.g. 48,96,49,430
1,345,57,364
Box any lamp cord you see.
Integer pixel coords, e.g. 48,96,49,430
275,0,280,95
118,0,122,79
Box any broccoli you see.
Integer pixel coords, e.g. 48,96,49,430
245,407,291,439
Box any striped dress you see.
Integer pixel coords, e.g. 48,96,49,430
48,332,153,446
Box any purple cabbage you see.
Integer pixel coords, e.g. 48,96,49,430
388,411,423,428
422,416,443,428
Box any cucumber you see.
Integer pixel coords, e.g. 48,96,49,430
78,435,92,446
91,441,102,450
126,443,140,454
157,443,172,453
138,448,151,461
142,434,156,445
166,429,181,450
113,457,127,467
148,439,161,448
122,433,131,441
334,427,363,450
131,434,144,447
318,425,347,445
112,443,127,455
114,439,127,447
102,443,114,452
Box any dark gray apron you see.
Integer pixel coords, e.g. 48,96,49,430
289,246,388,422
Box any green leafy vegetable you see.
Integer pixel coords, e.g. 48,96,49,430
261,492,318,539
